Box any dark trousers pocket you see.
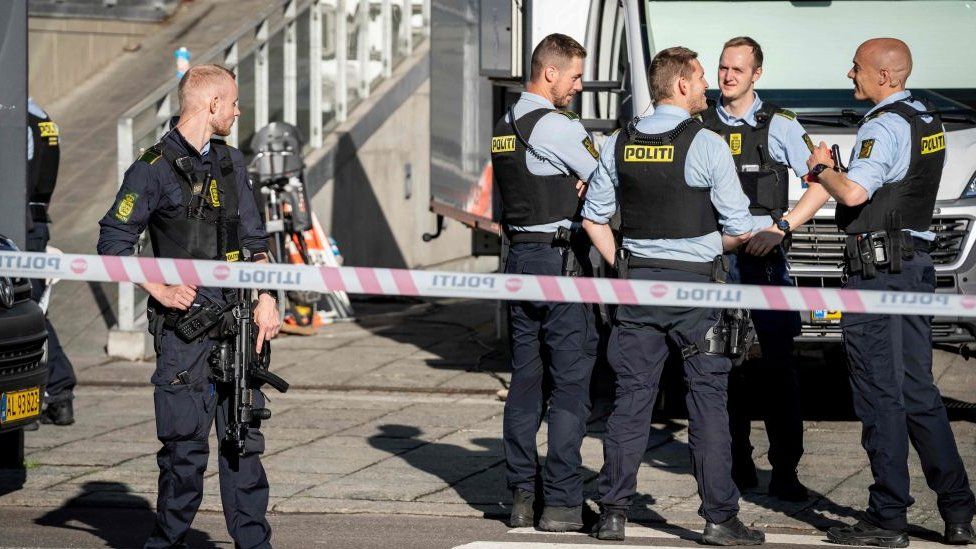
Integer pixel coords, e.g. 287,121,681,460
154,385,208,443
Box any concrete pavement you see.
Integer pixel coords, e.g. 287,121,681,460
1,298,975,546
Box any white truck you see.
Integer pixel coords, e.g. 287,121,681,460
430,0,976,342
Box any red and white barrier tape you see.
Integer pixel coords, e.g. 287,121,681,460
1,251,973,317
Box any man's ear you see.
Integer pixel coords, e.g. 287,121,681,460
677,77,689,97
210,96,219,114
545,65,557,83
752,66,763,84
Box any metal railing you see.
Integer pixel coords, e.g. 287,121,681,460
113,0,430,333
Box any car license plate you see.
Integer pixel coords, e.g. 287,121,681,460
1,387,41,424
810,310,842,324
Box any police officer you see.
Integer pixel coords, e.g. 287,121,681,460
25,97,78,426
491,33,599,532
97,65,281,549
699,36,832,501
583,46,764,545
806,39,975,547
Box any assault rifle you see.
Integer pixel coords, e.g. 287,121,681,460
209,289,289,455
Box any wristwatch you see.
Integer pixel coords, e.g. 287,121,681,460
810,163,834,176
775,217,792,234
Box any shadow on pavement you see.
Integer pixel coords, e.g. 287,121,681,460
367,423,700,540
34,481,218,549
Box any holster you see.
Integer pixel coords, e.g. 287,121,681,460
682,308,755,366
615,247,630,280
555,226,587,277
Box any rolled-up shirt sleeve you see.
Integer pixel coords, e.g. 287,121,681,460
581,132,620,224
687,130,757,236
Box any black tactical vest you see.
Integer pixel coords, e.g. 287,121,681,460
836,99,944,234
700,101,791,217
615,117,720,240
27,110,61,216
491,108,580,227
145,139,242,262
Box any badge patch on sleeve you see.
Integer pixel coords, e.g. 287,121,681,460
582,137,599,159
728,133,742,155
857,139,875,159
114,191,139,223
802,133,815,153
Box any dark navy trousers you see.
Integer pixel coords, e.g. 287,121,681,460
145,315,271,549
27,222,76,405
597,267,739,524
726,247,803,474
503,242,598,507
842,251,975,531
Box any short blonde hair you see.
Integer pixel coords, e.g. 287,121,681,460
648,47,698,102
178,64,236,109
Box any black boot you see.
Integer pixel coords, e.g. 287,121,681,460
538,505,583,532
768,470,809,502
590,508,627,541
509,489,535,528
703,516,765,546
39,400,74,426
945,523,975,545
826,520,909,548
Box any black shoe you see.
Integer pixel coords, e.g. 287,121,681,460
538,505,583,532
509,489,535,528
703,516,766,546
39,400,74,426
768,471,810,502
590,509,627,541
945,523,975,545
826,520,909,548
732,461,759,492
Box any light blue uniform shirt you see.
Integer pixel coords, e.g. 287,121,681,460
582,104,760,262
504,92,599,234
847,90,937,241
714,92,813,230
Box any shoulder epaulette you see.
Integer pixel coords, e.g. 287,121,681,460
558,110,581,121
138,146,162,165
775,108,797,121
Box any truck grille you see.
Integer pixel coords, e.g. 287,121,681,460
789,217,970,268
0,334,46,375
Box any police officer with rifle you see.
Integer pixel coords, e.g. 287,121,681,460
583,46,764,544
97,64,283,549
806,38,975,547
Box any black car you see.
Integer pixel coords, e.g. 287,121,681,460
0,235,48,467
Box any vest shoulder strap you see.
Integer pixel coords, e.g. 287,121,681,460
862,99,924,125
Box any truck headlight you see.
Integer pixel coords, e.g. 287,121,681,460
963,170,976,199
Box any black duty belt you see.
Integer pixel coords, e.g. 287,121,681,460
508,231,559,245
843,231,932,278
628,256,714,277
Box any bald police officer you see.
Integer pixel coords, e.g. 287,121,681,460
807,38,975,547
98,65,281,548
699,36,832,501
492,33,600,532
583,46,764,545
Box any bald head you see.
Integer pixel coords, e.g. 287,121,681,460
178,64,235,112
849,38,913,103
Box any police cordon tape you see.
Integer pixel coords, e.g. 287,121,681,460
3,250,976,317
